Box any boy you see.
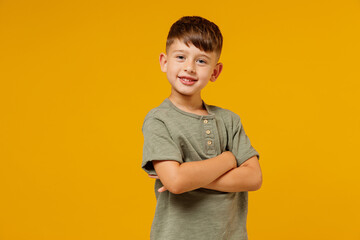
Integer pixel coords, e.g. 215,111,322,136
142,16,262,240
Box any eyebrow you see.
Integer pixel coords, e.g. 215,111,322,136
172,50,211,60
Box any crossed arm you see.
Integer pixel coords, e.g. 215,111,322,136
149,152,262,194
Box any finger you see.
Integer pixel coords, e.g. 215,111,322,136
158,186,168,192
148,175,159,179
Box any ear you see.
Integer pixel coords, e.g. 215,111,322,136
159,53,168,72
210,62,223,82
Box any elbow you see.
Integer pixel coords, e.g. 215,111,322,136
252,179,262,191
164,179,186,195
157,169,188,194
168,187,185,195
249,173,262,191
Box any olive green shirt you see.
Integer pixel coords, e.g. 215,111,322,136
142,98,259,240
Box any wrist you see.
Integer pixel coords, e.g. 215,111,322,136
223,151,236,169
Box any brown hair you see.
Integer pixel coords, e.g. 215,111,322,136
166,16,223,57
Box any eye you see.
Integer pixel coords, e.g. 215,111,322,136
176,55,185,60
197,59,207,64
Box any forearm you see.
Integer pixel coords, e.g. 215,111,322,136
154,151,236,194
203,157,262,192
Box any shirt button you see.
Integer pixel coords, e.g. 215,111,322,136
207,140,212,145
203,119,208,124
206,130,211,134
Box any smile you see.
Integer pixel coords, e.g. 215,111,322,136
178,76,197,86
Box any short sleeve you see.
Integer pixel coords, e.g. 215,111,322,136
231,116,259,166
142,117,183,175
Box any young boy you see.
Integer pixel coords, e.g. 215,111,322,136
142,16,262,240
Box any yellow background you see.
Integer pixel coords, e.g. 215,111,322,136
1,0,359,239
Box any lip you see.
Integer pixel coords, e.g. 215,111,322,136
178,76,197,86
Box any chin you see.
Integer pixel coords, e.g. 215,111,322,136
171,88,194,96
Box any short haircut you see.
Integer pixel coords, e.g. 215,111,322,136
166,16,223,57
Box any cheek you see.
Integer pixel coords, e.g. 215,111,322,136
166,68,178,80
167,64,179,74
199,70,213,80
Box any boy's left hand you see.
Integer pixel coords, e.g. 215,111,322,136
148,174,168,192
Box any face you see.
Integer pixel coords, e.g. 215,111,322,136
159,39,223,99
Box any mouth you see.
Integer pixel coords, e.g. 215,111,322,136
178,76,197,86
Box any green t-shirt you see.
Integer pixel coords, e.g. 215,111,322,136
142,98,259,240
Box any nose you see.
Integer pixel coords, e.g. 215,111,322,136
184,61,195,73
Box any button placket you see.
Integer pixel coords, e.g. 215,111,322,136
203,118,215,155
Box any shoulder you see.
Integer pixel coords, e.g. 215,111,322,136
142,99,178,131
144,99,172,119
207,103,242,126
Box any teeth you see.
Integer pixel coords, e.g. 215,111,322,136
180,77,193,82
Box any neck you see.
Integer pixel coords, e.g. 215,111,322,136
168,92,205,112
